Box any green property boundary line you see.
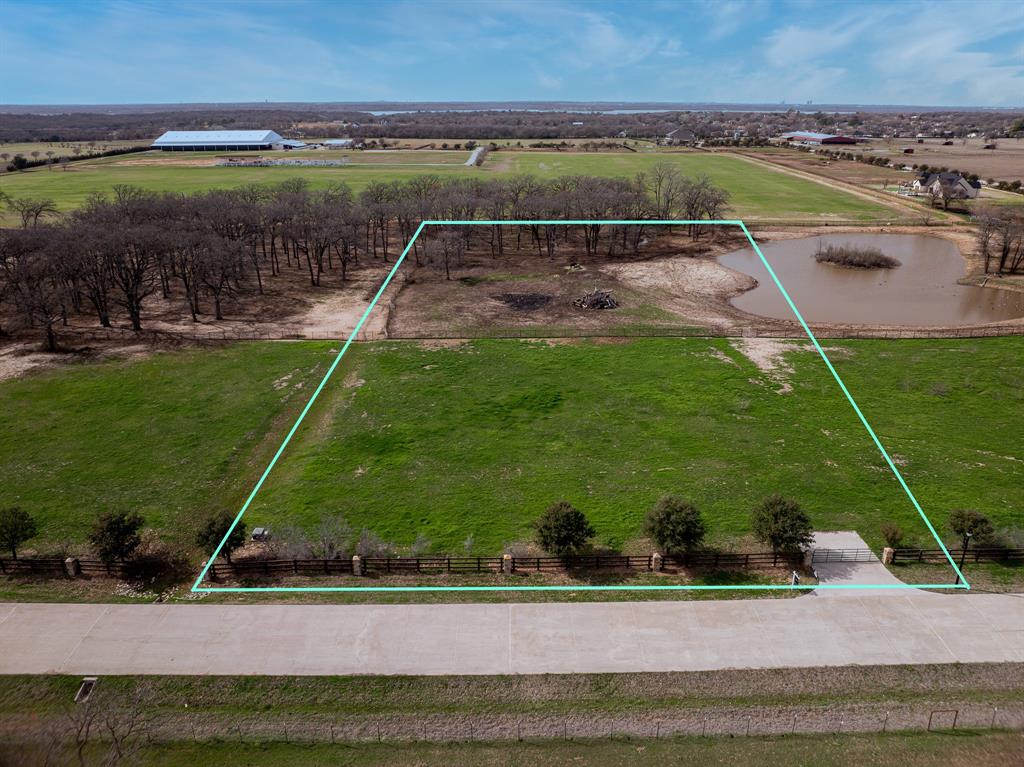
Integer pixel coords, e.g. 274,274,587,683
191,219,968,593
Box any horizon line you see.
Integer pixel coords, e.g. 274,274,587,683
2,99,1021,111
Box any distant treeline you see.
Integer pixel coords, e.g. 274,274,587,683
0,165,728,349
2,107,1020,144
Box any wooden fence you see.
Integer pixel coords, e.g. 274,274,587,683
891,547,1024,564
208,558,355,579
0,557,130,577
205,551,802,581
362,556,502,575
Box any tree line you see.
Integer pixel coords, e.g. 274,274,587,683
0,166,730,350
976,205,1024,275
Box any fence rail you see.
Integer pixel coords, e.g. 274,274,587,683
891,547,1024,564
362,556,503,575
0,556,129,577
8,548,1019,583
205,551,801,582
209,558,355,579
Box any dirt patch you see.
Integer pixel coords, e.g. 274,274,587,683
0,345,61,381
603,255,753,329
0,342,153,382
730,338,799,394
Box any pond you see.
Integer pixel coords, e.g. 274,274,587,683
719,234,1024,326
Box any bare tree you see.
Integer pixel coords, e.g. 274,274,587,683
7,196,59,228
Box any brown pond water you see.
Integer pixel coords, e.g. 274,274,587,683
719,234,1024,326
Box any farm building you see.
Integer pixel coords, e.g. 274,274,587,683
324,139,355,149
779,131,857,145
151,130,306,151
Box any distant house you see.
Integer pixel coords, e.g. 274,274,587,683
151,130,306,151
779,131,857,145
913,172,981,199
661,127,696,145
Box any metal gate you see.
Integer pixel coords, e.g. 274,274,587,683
811,548,877,563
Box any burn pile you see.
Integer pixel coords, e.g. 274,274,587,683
494,293,554,311
573,289,619,310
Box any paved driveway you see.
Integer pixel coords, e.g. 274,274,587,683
1,591,1021,676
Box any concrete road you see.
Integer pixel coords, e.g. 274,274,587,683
811,531,909,596
1,591,1021,676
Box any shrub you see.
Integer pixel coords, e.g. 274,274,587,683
196,511,246,563
948,509,995,548
0,507,38,559
126,528,190,580
534,501,594,555
355,529,395,558
751,495,814,553
89,511,144,564
880,523,903,549
644,496,706,553
814,244,901,269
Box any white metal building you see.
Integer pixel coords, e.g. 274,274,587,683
151,130,306,151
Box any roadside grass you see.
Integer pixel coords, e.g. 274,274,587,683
0,571,807,605
1,338,1021,558
888,561,1024,593
0,150,895,222
3,664,1020,717
9,732,1023,767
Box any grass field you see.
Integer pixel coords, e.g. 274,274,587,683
0,344,331,546
0,139,150,159
3,669,1022,765
11,733,1022,767
2,338,1020,556
0,149,896,222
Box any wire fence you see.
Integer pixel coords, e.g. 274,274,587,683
15,701,1016,749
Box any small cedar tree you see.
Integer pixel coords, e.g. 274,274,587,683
534,501,594,555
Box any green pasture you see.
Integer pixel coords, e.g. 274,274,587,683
0,149,896,222
2,337,1019,555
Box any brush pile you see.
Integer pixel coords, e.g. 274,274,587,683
573,289,618,310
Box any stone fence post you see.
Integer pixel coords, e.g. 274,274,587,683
64,557,81,577
651,552,663,572
882,547,895,565
501,554,513,575
352,555,364,576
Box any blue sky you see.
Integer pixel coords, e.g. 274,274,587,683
1,0,1022,106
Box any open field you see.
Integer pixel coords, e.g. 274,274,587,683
0,139,150,160
861,137,1024,184
111,148,474,164
739,146,909,186
2,337,1020,556
0,149,898,223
